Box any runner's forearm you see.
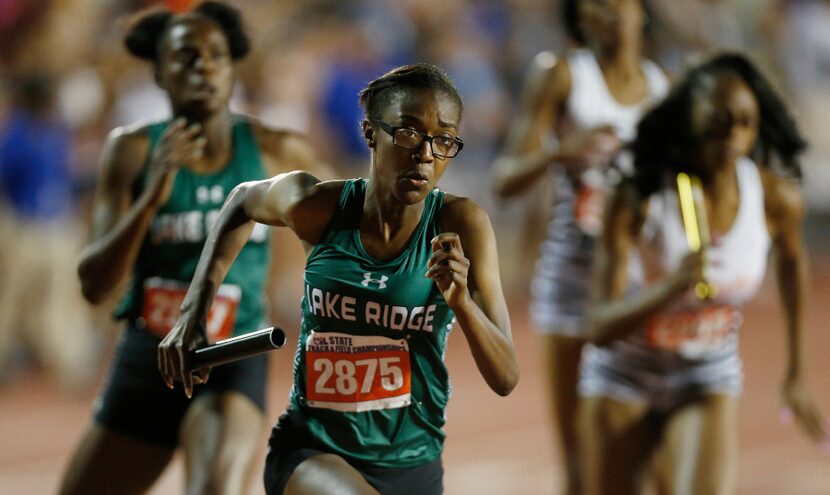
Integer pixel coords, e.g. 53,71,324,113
78,193,161,304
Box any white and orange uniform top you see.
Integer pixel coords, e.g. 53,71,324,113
579,157,770,408
531,48,668,334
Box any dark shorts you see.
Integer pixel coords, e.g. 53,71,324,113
263,413,443,495
94,325,268,449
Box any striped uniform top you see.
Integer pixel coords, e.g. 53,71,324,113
531,48,668,333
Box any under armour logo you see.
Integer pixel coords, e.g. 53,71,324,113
361,273,388,289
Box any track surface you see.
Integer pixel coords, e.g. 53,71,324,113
2,257,828,494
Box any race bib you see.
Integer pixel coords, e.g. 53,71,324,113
645,305,740,356
574,184,605,236
140,277,241,343
305,331,411,412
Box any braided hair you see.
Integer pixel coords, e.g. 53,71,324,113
124,1,249,62
631,52,806,197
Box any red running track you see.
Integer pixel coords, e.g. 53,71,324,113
1,257,829,494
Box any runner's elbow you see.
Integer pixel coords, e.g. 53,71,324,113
79,277,106,305
585,312,614,347
77,261,98,304
491,368,520,396
77,257,118,305
491,166,518,199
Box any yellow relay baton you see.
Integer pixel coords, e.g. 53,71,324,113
676,172,717,300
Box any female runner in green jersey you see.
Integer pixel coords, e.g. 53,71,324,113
60,3,326,494
159,63,519,494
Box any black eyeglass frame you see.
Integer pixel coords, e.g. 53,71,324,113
371,120,464,159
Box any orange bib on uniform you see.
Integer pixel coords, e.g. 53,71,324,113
645,305,739,356
140,277,240,343
305,331,411,412
574,184,605,236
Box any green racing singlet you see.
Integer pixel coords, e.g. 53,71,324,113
115,115,270,341
286,178,456,467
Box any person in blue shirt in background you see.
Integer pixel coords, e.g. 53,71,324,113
0,71,96,389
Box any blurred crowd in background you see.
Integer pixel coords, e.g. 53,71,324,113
1,0,829,390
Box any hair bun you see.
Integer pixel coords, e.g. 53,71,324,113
124,9,173,60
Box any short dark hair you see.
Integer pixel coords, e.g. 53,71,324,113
562,0,585,44
358,64,464,123
561,0,650,45
631,52,806,196
124,1,249,62
11,72,55,114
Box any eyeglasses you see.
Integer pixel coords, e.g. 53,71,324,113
372,120,464,159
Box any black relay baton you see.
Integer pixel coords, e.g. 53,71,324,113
189,326,286,370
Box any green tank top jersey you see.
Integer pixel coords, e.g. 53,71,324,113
115,115,270,338
287,178,455,468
